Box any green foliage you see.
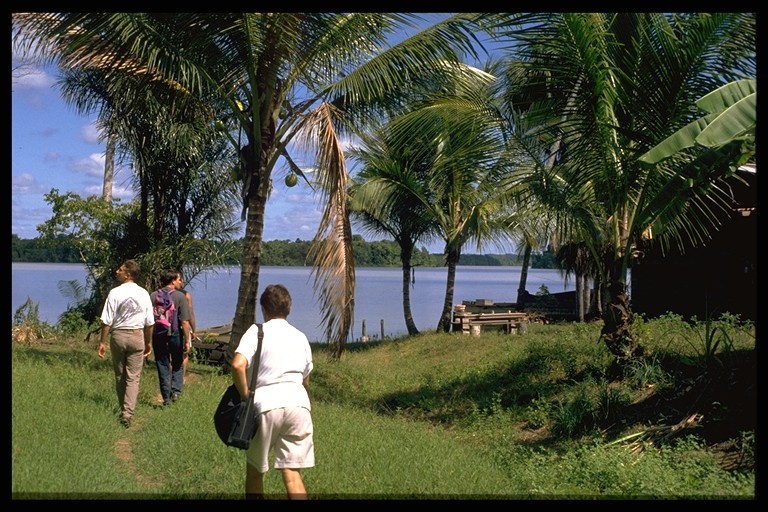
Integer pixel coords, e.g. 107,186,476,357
680,318,735,370
548,378,634,438
11,233,81,262
37,189,134,267
656,312,752,371
533,284,559,310
32,190,149,324
523,398,550,430
22,170,245,323
639,79,756,165
55,309,98,338
13,297,41,326
624,356,672,390
13,234,563,269
12,298,56,342
11,315,755,498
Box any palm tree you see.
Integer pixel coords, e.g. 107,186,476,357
12,12,491,358
18,20,243,330
348,127,439,336
390,55,564,322
484,57,562,313
555,242,608,322
639,78,756,166
384,91,519,332
37,56,242,324
483,12,756,363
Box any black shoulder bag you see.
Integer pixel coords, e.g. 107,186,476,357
214,323,263,449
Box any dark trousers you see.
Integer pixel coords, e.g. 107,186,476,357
152,331,184,402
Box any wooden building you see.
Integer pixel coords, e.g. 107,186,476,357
630,166,756,321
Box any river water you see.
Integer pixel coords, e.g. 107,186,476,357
12,262,577,342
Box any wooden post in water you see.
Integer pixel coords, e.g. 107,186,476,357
361,319,369,342
380,319,385,340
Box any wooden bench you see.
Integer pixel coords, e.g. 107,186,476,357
451,311,529,336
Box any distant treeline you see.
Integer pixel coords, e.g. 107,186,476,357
11,234,559,269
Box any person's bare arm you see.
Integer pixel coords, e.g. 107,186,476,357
231,353,250,399
181,319,191,353
97,323,110,358
185,291,196,336
143,325,153,357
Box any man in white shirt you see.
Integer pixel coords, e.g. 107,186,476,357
97,259,154,428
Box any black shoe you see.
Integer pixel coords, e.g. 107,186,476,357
172,392,181,402
163,399,172,407
120,416,132,428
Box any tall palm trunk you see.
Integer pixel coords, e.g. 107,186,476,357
599,249,641,362
401,264,419,335
588,275,603,319
600,279,638,361
516,243,532,310
400,244,419,335
227,143,270,363
575,273,585,322
437,246,460,332
581,275,592,320
102,131,115,202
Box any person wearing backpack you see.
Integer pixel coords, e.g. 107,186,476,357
150,269,192,406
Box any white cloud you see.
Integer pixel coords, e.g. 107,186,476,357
11,63,58,111
69,153,105,177
81,122,101,144
42,151,60,162
112,185,134,200
83,184,103,196
12,173,46,195
10,202,55,239
81,183,132,200
285,191,317,204
12,67,56,91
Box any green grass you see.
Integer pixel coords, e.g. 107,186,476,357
12,315,755,499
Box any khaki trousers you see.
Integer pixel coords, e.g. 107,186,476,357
109,329,146,420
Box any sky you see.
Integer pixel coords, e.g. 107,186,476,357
10,61,355,247
11,14,500,255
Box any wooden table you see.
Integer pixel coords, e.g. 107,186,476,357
451,311,529,336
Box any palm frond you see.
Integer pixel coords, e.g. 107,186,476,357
300,102,355,358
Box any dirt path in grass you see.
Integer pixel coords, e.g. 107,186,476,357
113,371,203,490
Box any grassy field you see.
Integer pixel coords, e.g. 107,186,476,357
12,314,755,500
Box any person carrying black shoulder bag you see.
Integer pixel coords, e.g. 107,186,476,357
214,323,262,449
230,284,315,500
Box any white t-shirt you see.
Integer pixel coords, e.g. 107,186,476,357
100,281,155,330
235,319,313,413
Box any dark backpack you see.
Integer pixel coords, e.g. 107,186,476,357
153,287,178,336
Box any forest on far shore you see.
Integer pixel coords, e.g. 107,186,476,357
11,234,559,269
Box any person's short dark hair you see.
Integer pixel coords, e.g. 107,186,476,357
260,284,292,318
160,269,181,287
122,259,142,281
